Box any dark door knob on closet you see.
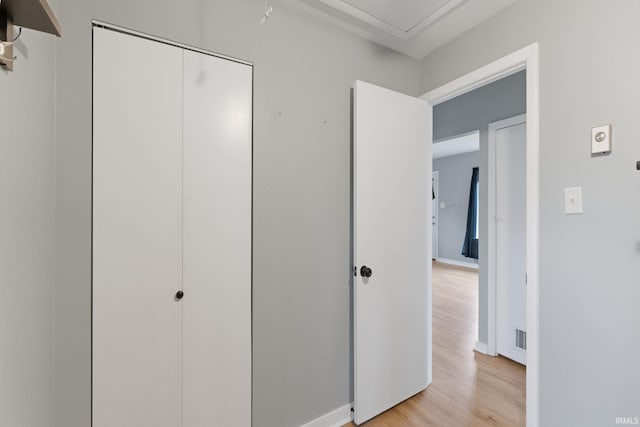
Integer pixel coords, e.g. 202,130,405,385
360,266,373,278
175,290,184,300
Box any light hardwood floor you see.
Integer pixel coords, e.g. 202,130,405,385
345,261,525,427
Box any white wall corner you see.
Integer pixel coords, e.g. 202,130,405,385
474,341,489,355
300,404,354,427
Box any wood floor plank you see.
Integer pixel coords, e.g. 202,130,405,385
345,261,525,426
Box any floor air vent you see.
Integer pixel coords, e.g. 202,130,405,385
516,329,527,350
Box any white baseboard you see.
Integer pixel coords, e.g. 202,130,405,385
474,341,489,355
436,257,479,270
300,404,353,427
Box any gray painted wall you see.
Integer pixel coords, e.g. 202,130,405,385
53,1,420,426
433,151,480,264
7,1,633,425
422,1,640,425
0,30,55,427
433,71,525,344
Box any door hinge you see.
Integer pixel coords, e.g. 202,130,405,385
525,272,528,285
354,266,357,277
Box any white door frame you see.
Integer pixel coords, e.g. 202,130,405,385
422,43,539,427
487,113,527,361
432,171,439,260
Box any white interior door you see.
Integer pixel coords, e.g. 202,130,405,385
93,27,183,427
353,80,432,424
432,171,439,260
182,50,252,427
495,118,527,365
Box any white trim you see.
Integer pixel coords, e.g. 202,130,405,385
435,257,479,270
487,120,496,357
422,42,539,427
474,341,489,355
487,113,527,359
317,0,406,39
432,171,439,260
423,45,532,105
300,404,353,427
406,0,468,39
315,0,467,40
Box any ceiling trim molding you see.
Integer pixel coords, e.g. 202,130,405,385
291,0,516,59
317,0,469,40
405,0,467,38
316,0,407,39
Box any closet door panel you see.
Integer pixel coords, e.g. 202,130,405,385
182,51,252,427
92,28,183,427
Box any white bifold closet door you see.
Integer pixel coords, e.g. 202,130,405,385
182,50,252,427
93,26,251,427
93,28,183,427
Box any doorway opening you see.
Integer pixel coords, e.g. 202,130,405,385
423,43,539,427
428,71,527,425
432,130,480,269
350,43,539,426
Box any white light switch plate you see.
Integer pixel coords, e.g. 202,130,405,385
440,202,445,209
564,187,583,214
591,124,611,154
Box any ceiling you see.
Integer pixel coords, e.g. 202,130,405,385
433,131,479,159
292,0,516,59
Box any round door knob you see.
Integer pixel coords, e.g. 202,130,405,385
360,266,373,278
175,290,184,300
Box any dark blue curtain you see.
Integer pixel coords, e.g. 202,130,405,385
462,167,479,259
